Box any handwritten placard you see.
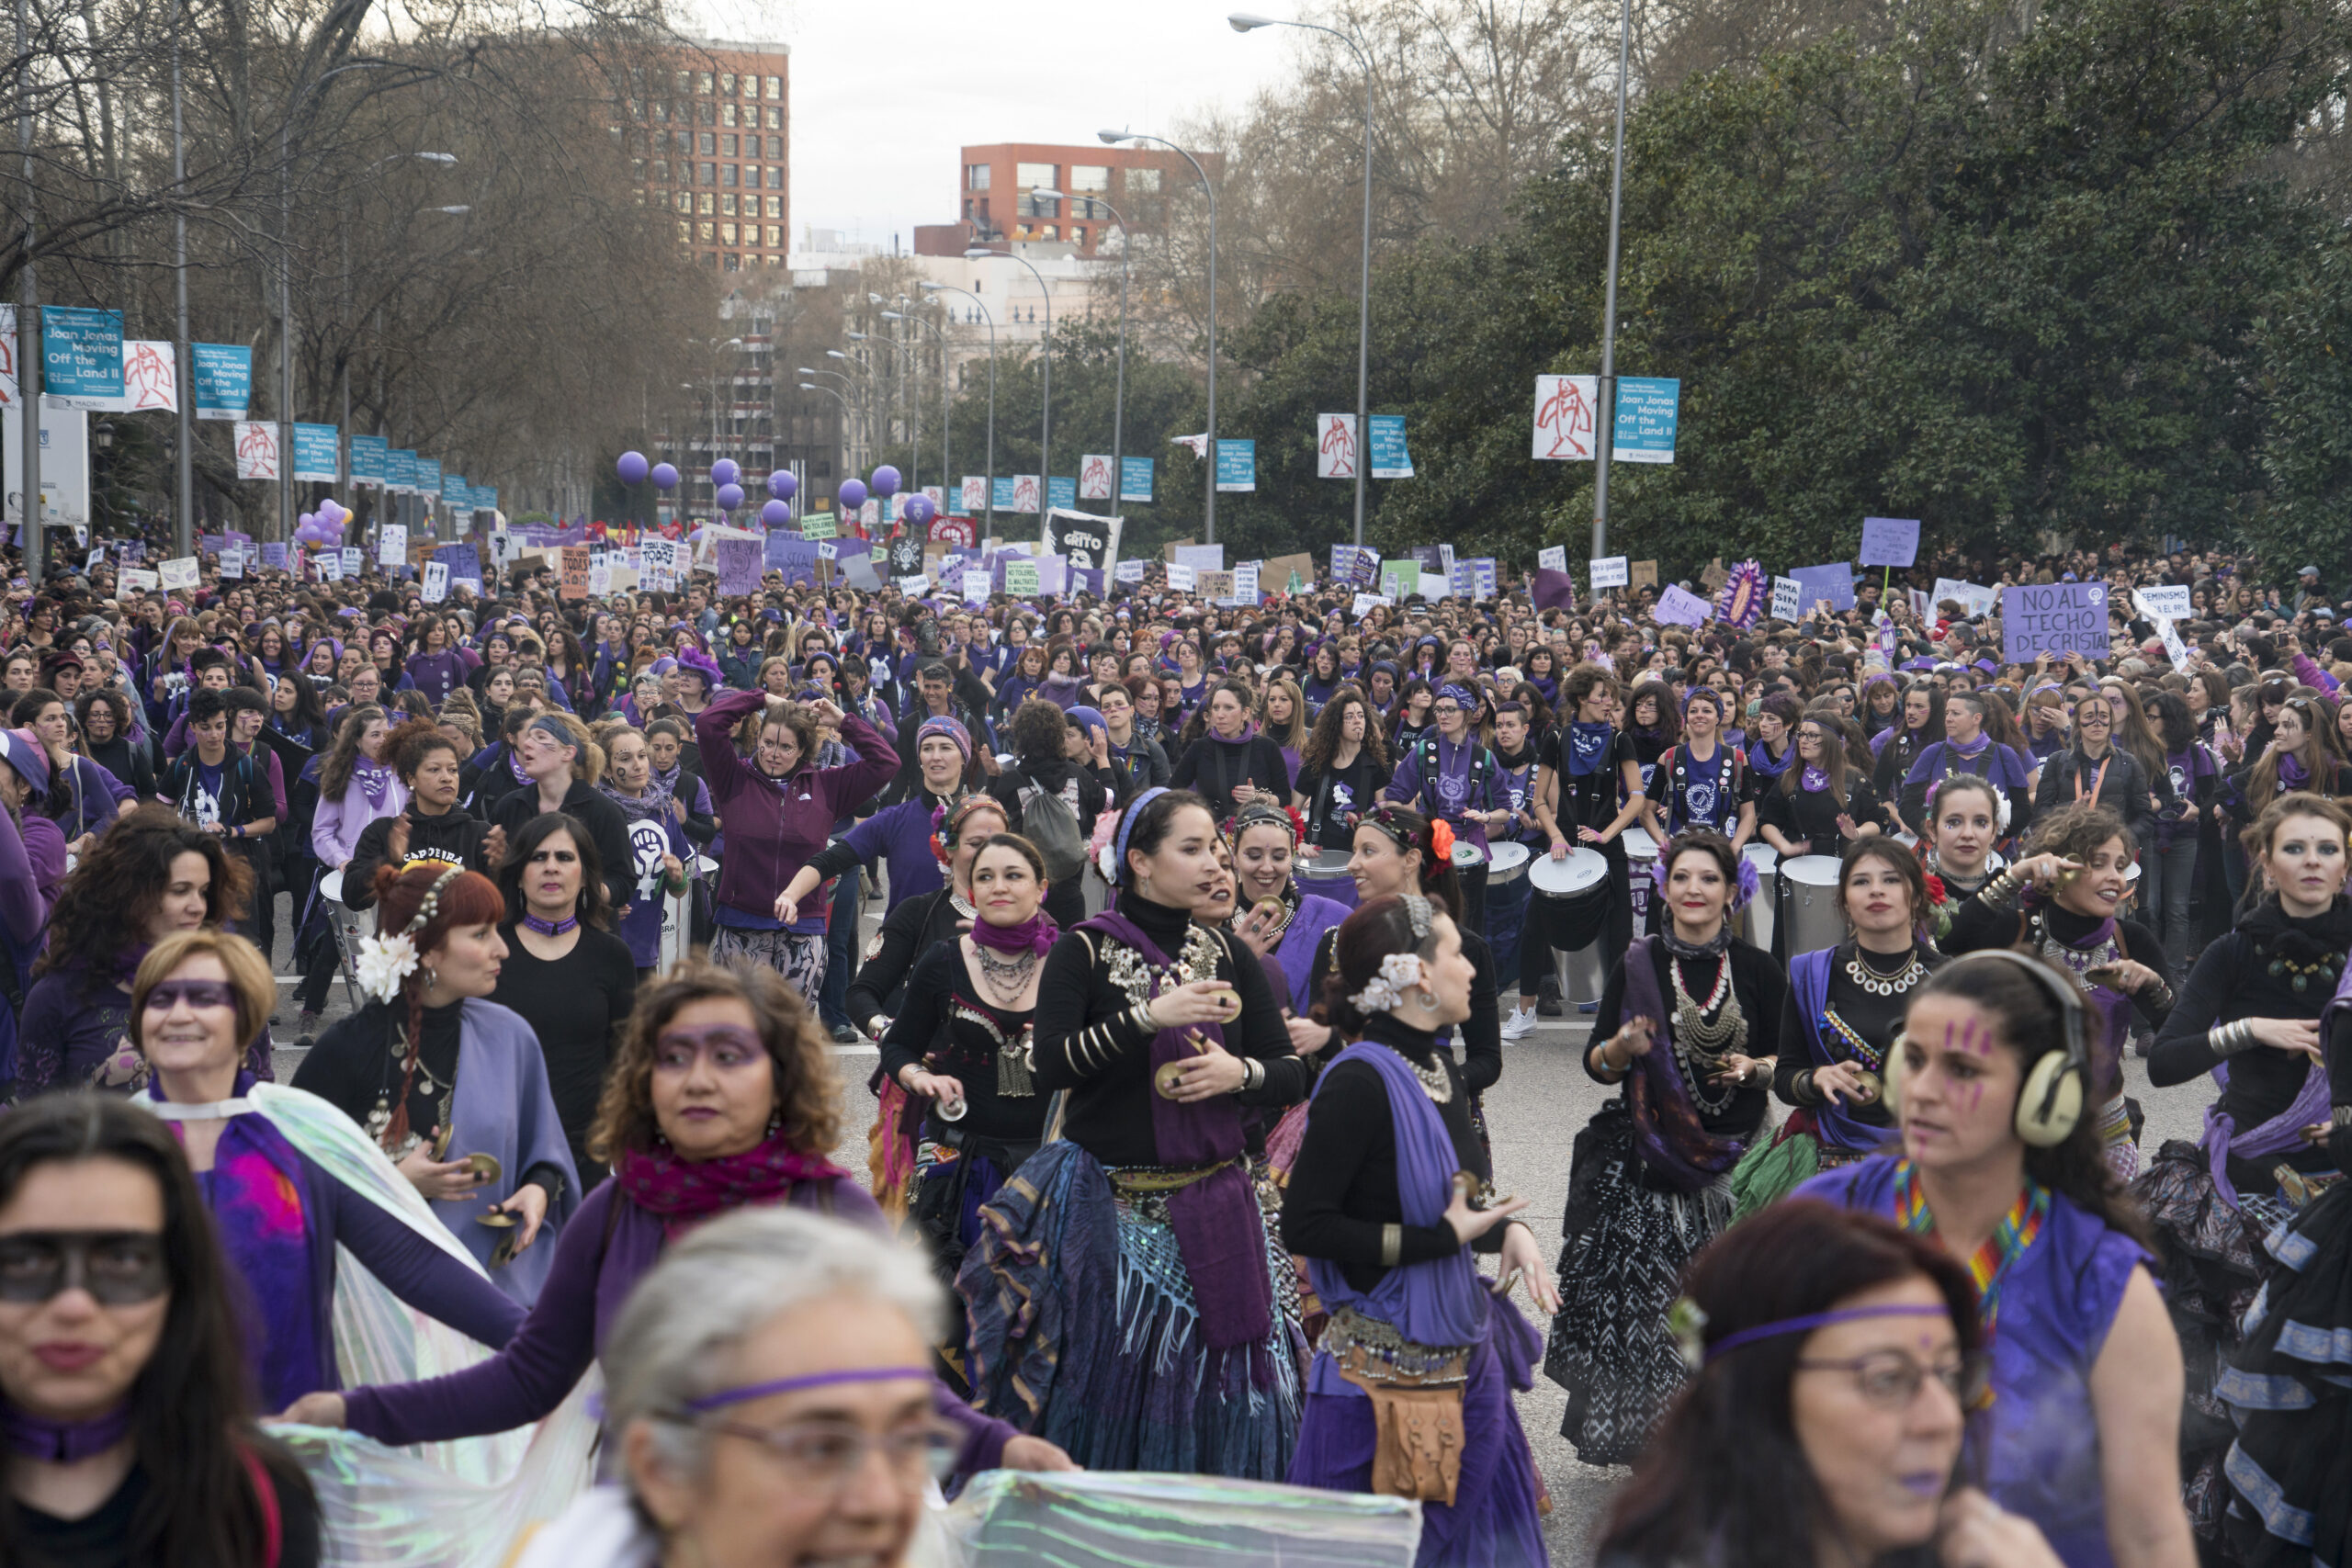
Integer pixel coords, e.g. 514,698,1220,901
1858,517,1920,569
1166,563,1195,591
1003,559,1041,596
1630,560,1659,590
158,556,198,591
1589,555,1629,590
2000,582,2109,662
1654,583,1713,626
1537,546,1567,573
1770,575,1804,622
560,546,590,600
2134,585,2191,622
378,525,407,567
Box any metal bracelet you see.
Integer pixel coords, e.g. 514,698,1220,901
2208,1020,2257,1058
2332,1104,2352,1131
1128,1003,1159,1037
1980,870,2023,911
1381,1223,1403,1269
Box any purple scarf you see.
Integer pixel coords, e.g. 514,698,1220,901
2278,750,2311,791
2029,904,2133,1098
2202,1060,2331,1210
1305,1042,1488,1349
616,1130,851,1240
1615,935,1748,1191
971,910,1059,958
1076,909,1272,1350
354,755,399,810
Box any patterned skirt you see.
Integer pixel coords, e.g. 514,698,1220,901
959,1140,1305,1480
1543,1100,1735,1467
709,922,828,1005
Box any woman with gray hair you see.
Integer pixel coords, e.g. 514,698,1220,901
513,1207,950,1568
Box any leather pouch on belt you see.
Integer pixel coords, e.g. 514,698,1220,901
1337,1348,1465,1506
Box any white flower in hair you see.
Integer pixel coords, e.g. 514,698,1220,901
355,931,420,1004
1349,952,1426,1014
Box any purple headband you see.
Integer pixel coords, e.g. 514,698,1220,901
1650,848,1760,910
1706,1303,1950,1361
682,1365,934,1414
1113,786,1170,885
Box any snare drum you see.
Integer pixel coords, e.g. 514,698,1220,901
1296,849,1360,910
1487,840,1532,886
1782,854,1845,957
1740,843,1780,949
1622,826,1659,936
1532,847,1611,1004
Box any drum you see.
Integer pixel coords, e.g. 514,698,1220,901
1296,849,1359,909
1532,847,1611,1004
1740,843,1780,950
1782,854,1845,957
316,867,370,1008
1487,840,1532,886
1622,826,1659,936
1449,840,1488,870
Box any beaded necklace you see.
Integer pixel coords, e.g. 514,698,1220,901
1892,1158,2048,1330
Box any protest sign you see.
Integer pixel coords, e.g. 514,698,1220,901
1004,559,1041,596
1114,558,1146,583
1351,592,1394,618
158,556,198,591
560,546,590,600
1198,570,1237,602
2000,581,2110,661
423,561,450,602
1232,563,1261,604
1379,560,1418,600
1655,584,1713,626
1631,561,1660,590
1790,563,1855,615
2135,586,2191,622
119,568,160,592
1044,509,1121,577
1589,556,1629,590
1166,563,1196,591
1858,517,1921,569
961,569,991,604
378,525,408,567
1537,547,1567,574
1770,576,1804,622
1265,552,1316,592
1173,543,1225,576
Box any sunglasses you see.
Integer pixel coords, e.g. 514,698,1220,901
141,980,237,1013
0,1230,169,1304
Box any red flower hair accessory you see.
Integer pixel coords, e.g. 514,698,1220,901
1922,873,1948,906
1429,818,1456,862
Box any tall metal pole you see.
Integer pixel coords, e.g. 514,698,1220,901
1350,51,1371,547
923,282,993,537
1592,0,1633,560
1104,135,1215,543
17,0,39,582
279,117,293,543
972,250,1051,524
172,0,192,556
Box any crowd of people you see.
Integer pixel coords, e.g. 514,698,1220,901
0,531,2349,1566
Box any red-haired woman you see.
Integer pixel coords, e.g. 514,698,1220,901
292,861,580,1303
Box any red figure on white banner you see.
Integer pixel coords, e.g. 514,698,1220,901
1317,413,1358,479
123,343,176,411
1080,454,1113,499
1534,376,1597,460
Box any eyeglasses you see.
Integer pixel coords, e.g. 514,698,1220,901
694,1415,961,1489
1794,1348,1989,1410
0,1230,170,1304
651,1024,767,1075
141,980,237,1013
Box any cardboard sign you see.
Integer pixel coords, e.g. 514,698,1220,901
560,545,590,600
2000,582,2109,662
157,556,198,591
1654,583,1713,626
1166,563,1196,592
1589,556,1629,590
1858,517,1921,569
1264,553,1316,592
1198,570,1237,602
422,560,450,602
1630,560,1659,590
1537,546,1567,574
378,525,408,567
1770,575,1805,622
2135,585,2192,622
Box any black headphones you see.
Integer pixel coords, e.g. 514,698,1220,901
1883,948,2088,1147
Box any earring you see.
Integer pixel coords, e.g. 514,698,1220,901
1416,989,1440,1012
422,965,439,993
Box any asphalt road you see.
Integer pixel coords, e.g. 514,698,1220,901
268,882,2215,1566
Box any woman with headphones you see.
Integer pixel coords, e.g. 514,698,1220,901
1797,949,2196,1568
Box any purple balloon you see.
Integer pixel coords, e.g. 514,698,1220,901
299,512,316,532
716,482,745,513
710,458,741,488
768,470,797,501
616,450,650,486
651,462,680,491
756,498,786,528
903,494,935,527
837,478,868,513
869,465,901,499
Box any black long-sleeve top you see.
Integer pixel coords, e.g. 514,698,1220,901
1305,919,1503,1098
344,803,497,910
846,884,967,1030
487,924,638,1183
2033,747,2167,834
1758,773,1883,854
1587,939,1782,1137
1773,942,1947,1122
1032,888,1310,1167
490,779,637,913
1280,1012,1504,1298
877,941,1052,1148
1946,895,2169,1100
985,760,1114,930
1170,732,1292,822
2151,900,2352,1182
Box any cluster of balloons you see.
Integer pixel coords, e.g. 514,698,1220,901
616,450,681,492
294,498,347,547
616,450,939,533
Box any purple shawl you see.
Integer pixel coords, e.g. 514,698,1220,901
1274,893,1351,1010
1076,910,1273,1350
2202,1059,2331,1210
1792,948,1901,1156
1305,1043,1487,1364
2030,905,2132,1101
437,999,582,1303
1616,935,1748,1192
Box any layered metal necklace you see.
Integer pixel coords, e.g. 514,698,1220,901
1669,953,1747,1114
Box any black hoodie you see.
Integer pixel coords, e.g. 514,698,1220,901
343,802,497,909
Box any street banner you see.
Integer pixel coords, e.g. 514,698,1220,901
233,422,280,480
1317,413,1357,479
1612,377,1679,464
1119,457,1153,502
119,341,177,412
1010,475,1040,514
291,423,338,483
41,307,123,409
1859,516,1920,568
349,434,388,487
192,344,251,420
2001,582,2109,661
1047,476,1077,513
1533,375,1599,460
1215,440,1255,492
1370,415,1412,479
1080,455,1114,500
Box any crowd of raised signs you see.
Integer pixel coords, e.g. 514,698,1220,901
0,526,2350,1568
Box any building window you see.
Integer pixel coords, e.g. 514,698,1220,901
630,157,643,180
1070,225,1086,247
697,102,714,124
721,222,737,244
700,162,716,184
720,102,737,128
764,165,782,189
698,132,715,154
676,220,691,243
720,193,736,216
675,190,691,213
1039,225,1058,241
764,106,780,128
1070,164,1109,192
1126,167,1161,193
718,72,735,94
966,163,990,191
653,158,668,180
698,193,715,215
723,164,738,186
767,135,784,157
698,221,715,239
767,224,783,246
1016,161,1056,193
766,195,783,218
673,129,691,152
721,133,737,155
1019,191,1058,218
674,70,690,92
765,74,781,97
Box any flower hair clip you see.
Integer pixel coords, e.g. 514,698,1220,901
354,864,464,1004
1350,952,1425,1014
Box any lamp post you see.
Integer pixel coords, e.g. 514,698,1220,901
1034,187,1131,516
883,306,953,511
921,280,995,536
797,383,852,504
965,246,1054,521
823,348,876,474
1100,130,1217,543
1230,13,1372,546
848,329,916,489
1591,0,1634,558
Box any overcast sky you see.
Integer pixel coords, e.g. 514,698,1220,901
694,0,1302,246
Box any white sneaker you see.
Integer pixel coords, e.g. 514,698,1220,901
1499,1004,1537,1040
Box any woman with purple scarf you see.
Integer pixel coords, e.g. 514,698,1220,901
1944,802,2174,1178
2130,793,2351,1552
1282,893,1557,1566
960,787,1314,1477
879,832,1058,1371
1544,829,1783,1466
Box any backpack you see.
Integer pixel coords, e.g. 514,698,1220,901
1021,773,1089,882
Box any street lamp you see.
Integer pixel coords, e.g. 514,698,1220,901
1035,187,1131,517
1591,0,1634,558
797,383,853,506
1230,13,1373,546
848,329,917,488
921,279,996,536
965,246,1053,518
1099,130,1218,543
883,307,954,513
823,348,877,473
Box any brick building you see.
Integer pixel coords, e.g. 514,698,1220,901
914,141,1209,259
623,38,789,273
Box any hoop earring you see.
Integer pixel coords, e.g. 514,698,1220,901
1415,988,1440,1012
